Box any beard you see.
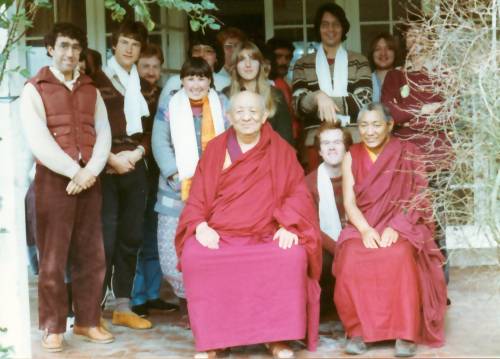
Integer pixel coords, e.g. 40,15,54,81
277,64,289,77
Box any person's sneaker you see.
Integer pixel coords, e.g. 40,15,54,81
131,303,149,317
394,339,417,357
146,298,179,312
345,336,368,355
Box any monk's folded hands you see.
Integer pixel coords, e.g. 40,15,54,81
195,221,220,249
360,227,380,249
273,227,299,250
379,227,399,248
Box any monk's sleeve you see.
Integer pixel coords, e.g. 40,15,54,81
273,152,322,279
381,70,414,125
389,147,433,251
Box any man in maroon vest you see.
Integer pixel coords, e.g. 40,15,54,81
20,23,113,352
91,21,153,330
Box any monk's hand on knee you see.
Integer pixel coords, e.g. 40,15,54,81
379,227,399,248
273,227,299,250
360,227,380,249
195,221,220,249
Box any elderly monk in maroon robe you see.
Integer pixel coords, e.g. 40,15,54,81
334,103,447,357
175,91,322,359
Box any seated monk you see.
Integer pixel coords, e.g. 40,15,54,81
175,91,322,359
334,103,447,357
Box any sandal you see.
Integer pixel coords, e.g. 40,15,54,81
265,342,295,359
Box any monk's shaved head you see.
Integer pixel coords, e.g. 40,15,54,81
227,91,266,114
227,91,268,140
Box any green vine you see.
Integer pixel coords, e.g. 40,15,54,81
104,0,220,32
0,0,218,84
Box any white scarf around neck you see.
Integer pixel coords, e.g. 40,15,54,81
317,163,342,241
169,88,225,180
108,56,149,135
316,45,350,126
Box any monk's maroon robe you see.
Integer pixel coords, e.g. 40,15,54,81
175,123,322,351
334,137,447,347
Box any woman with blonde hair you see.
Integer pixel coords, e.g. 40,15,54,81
223,41,294,146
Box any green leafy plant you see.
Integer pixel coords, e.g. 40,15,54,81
104,0,220,32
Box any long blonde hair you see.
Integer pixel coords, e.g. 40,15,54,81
229,41,276,117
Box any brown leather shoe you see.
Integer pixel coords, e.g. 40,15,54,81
100,317,110,331
73,325,115,344
112,311,152,329
41,331,64,352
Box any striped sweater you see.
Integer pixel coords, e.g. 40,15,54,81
292,51,372,129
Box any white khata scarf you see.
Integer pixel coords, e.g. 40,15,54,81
315,45,350,126
317,163,342,241
169,88,225,180
108,56,149,135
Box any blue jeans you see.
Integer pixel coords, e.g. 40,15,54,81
131,175,162,306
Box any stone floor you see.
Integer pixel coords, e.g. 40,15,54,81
30,266,500,358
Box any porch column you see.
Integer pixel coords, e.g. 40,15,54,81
0,12,32,359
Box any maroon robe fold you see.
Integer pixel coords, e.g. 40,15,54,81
334,137,447,347
175,123,322,351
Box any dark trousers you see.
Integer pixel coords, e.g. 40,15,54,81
101,161,148,299
131,170,162,305
35,165,105,333
320,250,336,319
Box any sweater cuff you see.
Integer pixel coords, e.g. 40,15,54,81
300,90,320,114
66,162,81,180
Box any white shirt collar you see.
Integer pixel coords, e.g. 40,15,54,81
49,66,80,90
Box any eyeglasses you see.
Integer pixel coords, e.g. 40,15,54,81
57,42,82,52
320,140,344,146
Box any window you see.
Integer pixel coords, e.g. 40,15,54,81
25,0,87,75
359,0,421,55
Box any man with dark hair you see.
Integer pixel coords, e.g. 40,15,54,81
164,33,229,93
91,20,153,330
267,37,300,143
267,37,295,80
20,22,113,352
292,2,372,171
